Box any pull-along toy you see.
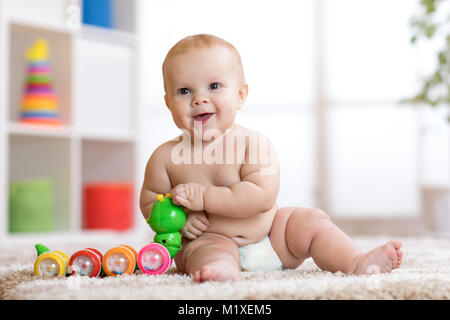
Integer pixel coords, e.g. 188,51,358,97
34,193,186,277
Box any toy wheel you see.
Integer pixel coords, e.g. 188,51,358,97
34,252,67,277
138,243,171,275
103,245,136,276
69,249,102,277
86,248,103,261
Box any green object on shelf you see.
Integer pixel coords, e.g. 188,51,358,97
9,178,54,232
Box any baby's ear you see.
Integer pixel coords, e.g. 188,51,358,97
164,95,171,110
237,84,248,110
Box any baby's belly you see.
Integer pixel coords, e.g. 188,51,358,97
205,202,278,246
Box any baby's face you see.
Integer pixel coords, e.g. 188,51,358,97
164,46,247,141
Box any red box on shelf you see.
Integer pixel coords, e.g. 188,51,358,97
83,182,133,231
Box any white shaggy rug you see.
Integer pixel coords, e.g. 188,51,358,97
1,235,450,300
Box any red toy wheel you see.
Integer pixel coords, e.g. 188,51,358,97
69,248,102,277
86,248,103,261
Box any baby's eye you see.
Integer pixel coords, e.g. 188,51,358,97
208,82,221,90
177,88,191,95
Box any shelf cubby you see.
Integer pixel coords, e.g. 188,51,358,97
81,139,135,184
9,22,72,126
8,134,72,232
73,35,136,137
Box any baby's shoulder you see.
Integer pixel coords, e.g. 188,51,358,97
233,124,261,137
233,124,274,145
149,137,181,161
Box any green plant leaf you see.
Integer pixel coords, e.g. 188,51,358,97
401,0,449,114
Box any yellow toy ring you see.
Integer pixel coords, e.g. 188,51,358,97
34,251,68,276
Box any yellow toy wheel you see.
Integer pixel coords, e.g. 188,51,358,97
34,251,68,276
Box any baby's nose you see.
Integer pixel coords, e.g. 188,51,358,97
192,95,209,106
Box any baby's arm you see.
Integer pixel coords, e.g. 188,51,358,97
139,145,173,220
172,135,280,218
205,155,280,218
141,143,210,238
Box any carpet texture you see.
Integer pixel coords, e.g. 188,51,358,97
1,235,449,300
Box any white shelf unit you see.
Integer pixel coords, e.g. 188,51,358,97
0,0,144,245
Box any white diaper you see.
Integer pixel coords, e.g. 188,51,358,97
239,236,284,272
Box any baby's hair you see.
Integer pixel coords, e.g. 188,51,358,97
162,34,246,91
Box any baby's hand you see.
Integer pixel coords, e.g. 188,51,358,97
181,211,210,240
171,183,206,211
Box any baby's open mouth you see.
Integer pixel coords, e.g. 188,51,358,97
193,113,214,124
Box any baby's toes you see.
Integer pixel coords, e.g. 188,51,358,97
392,240,402,250
383,242,397,258
394,250,403,268
382,242,399,268
192,270,201,282
200,266,216,281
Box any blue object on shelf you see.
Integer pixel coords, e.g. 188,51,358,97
82,0,114,29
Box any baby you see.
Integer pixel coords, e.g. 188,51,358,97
139,34,403,282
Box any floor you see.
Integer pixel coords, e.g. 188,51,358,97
1,234,449,299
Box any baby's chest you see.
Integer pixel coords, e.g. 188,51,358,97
168,163,241,188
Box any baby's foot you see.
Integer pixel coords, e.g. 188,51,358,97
353,240,403,275
192,259,240,282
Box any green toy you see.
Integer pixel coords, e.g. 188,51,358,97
147,193,186,258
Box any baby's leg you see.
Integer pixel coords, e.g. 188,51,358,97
174,232,240,282
270,207,403,274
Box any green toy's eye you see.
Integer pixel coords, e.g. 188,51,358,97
162,240,166,244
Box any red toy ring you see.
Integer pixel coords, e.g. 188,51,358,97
69,248,102,277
